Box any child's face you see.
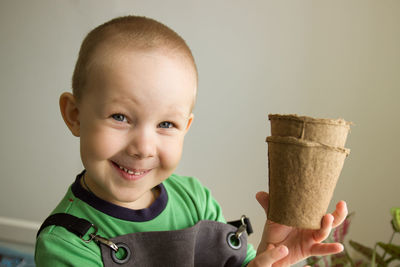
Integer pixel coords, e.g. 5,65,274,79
76,48,196,209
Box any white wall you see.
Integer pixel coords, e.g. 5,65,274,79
1,0,399,253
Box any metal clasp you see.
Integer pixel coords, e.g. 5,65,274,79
235,215,247,239
91,234,119,252
80,224,98,243
80,224,118,252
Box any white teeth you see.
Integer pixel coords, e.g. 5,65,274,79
118,165,145,175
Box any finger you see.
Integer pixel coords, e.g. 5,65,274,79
310,242,344,256
256,191,269,216
252,245,289,266
331,201,348,228
313,214,334,242
266,243,275,250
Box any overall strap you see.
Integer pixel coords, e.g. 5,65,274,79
36,213,118,252
36,213,93,238
37,213,254,238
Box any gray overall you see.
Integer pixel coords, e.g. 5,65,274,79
100,220,248,267
37,213,250,267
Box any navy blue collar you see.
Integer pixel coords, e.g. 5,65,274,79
71,170,168,222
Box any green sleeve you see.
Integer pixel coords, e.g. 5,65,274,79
35,229,102,267
196,180,226,223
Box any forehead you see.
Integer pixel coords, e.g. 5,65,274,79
90,42,196,83
84,46,197,111
91,38,196,76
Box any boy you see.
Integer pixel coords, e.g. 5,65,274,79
35,15,347,266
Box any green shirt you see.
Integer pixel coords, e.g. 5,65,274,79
35,172,256,266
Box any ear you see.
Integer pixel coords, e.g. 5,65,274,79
59,92,81,137
184,113,194,133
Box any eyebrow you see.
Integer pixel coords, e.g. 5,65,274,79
164,106,190,120
103,97,190,119
105,96,137,106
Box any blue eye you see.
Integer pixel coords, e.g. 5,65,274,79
159,121,173,128
112,114,126,122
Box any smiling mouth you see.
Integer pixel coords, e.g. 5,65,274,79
113,162,148,176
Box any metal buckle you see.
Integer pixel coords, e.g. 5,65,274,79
79,224,118,252
80,224,98,243
235,215,247,239
227,215,248,250
92,234,118,252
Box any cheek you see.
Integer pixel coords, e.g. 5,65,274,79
80,126,124,161
158,136,185,166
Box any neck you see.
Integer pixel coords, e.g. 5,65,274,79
80,172,159,209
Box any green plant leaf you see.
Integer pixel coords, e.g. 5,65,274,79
331,254,350,266
390,207,400,232
349,240,386,266
306,256,321,265
371,244,377,267
377,242,400,260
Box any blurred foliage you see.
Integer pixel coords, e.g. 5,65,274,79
306,207,400,267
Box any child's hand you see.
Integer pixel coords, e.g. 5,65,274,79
253,191,348,266
247,243,289,267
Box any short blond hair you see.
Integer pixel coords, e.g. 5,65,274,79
72,15,197,101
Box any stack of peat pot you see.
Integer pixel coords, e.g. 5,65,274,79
266,114,351,229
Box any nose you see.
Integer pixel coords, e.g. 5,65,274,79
126,127,156,159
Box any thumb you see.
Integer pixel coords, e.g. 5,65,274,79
256,191,269,216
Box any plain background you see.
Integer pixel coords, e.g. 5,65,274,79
1,0,399,256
